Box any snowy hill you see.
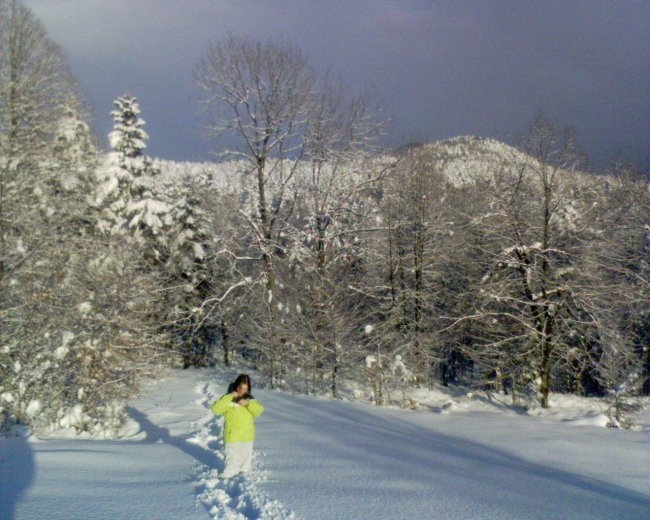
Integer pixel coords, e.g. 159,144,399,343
152,135,593,193
2,367,648,519
415,135,537,186
395,135,603,190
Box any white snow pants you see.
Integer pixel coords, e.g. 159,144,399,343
222,442,253,478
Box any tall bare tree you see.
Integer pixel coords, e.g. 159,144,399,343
195,35,317,385
284,76,389,396
459,116,587,407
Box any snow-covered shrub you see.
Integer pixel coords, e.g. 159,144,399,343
53,401,127,437
605,389,642,430
365,354,418,408
601,368,643,430
0,234,168,434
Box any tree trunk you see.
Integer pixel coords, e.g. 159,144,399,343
221,319,230,366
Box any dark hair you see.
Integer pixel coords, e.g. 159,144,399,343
227,373,253,400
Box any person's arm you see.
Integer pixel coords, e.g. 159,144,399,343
245,399,264,417
211,393,235,415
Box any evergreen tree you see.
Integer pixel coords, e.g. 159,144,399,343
109,94,148,160
97,94,172,262
161,173,216,367
101,98,221,368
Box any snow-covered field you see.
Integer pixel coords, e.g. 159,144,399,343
1,367,648,520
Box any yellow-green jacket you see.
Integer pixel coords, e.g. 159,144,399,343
211,393,264,443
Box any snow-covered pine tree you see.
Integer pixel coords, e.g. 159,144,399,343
158,170,217,367
100,99,225,369
50,98,99,227
97,94,172,262
109,93,148,160
45,98,171,434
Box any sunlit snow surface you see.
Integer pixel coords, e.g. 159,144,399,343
1,367,648,519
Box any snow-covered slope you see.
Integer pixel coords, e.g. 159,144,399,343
2,367,648,520
405,135,534,187
152,135,600,197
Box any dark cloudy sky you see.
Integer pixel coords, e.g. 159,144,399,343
22,0,649,171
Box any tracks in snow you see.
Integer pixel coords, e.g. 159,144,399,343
187,381,295,520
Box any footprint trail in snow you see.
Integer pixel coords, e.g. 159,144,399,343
187,381,295,520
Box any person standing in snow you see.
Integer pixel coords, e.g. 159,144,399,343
211,374,264,478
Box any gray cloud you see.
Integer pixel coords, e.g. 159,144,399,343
22,0,650,170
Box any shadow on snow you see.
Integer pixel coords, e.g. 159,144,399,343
0,430,35,520
125,406,219,469
260,391,649,517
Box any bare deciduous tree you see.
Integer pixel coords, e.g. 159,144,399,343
195,35,317,385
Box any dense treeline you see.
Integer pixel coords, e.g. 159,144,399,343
1,2,647,433
196,135,648,416
0,0,174,433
